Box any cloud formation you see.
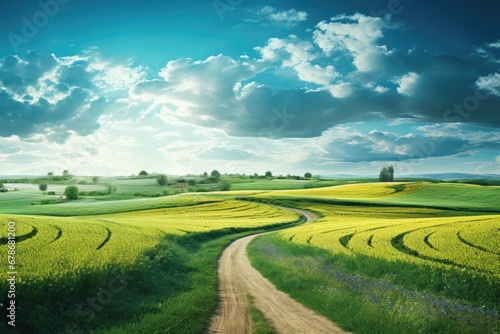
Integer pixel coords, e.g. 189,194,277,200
0,52,144,141
2,14,499,145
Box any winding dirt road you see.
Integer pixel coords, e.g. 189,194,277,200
209,207,349,334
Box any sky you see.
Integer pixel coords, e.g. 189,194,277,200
0,0,499,176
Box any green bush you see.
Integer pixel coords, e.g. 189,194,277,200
64,186,79,200
39,183,48,191
156,174,168,186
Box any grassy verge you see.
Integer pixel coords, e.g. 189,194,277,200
247,294,277,334
248,234,500,334
0,221,300,334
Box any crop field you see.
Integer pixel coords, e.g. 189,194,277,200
276,204,500,276
250,182,500,280
0,196,300,333
247,182,500,333
252,182,500,211
1,179,499,333
0,199,298,282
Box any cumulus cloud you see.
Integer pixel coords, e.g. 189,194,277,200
5,14,499,145
130,43,500,138
255,35,339,85
396,72,419,96
313,13,396,72
132,53,401,138
0,51,144,141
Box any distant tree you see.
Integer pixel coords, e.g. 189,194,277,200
63,170,69,176
139,170,148,176
0,182,3,188
64,186,79,200
156,174,168,186
379,165,394,182
105,184,117,194
265,171,273,178
220,180,231,191
39,183,48,191
47,172,54,177
188,179,196,186
203,171,208,177
211,170,221,180
254,173,259,178
304,172,312,178
92,176,99,185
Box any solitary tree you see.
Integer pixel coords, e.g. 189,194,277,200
64,186,79,200
139,170,148,176
304,172,312,178
156,174,168,186
379,165,394,182
92,176,99,185
47,172,54,177
39,183,48,191
265,171,273,178
211,170,221,180
63,170,70,176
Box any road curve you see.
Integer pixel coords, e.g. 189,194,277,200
209,207,349,334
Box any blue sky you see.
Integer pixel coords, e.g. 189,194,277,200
0,0,499,176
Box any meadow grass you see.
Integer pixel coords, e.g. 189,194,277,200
228,178,355,191
247,294,277,334
248,234,499,334
0,193,221,216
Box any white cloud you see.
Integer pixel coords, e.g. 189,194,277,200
88,59,146,92
313,13,395,72
488,40,500,49
396,72,419,96
374,85,389,93
254,6,308,27
475,72,500,96
326,82,352,98
256,36,339,86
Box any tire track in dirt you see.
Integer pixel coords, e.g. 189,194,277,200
209,207,349,334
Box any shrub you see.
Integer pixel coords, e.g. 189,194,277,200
156,174,168,186
64,186,79,200
39,183,48,191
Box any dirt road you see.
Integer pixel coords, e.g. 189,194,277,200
209,207,349,334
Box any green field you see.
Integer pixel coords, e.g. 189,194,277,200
0,177,498,333
227,177,358,190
